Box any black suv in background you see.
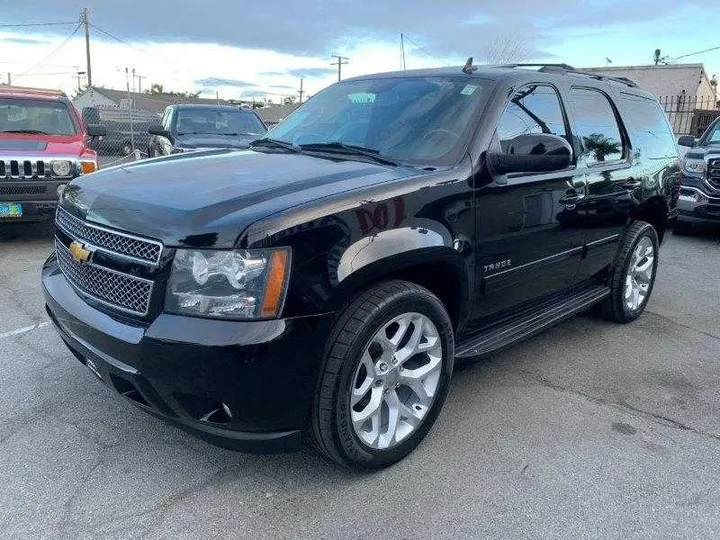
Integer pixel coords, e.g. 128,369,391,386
147,104,266,156
676,117,720,232
43,63,679,470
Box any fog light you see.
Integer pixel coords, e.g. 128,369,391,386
56,183,67,197
51,160,73,177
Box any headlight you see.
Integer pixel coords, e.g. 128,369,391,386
51,160,73,177
165,247,291,319
683,158,706,176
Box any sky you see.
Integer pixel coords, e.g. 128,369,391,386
0,0,718,102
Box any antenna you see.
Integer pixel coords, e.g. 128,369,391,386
462,57,477,75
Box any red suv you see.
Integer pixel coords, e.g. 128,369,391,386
0,86,106,222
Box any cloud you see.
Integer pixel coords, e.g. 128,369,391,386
13,0,704,60
194,77,258,88
239,89,272,98
270,84,296,90
2,36,48,45
258,71,286,77
287,68,336,78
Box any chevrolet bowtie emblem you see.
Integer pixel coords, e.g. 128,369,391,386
69,241,92,263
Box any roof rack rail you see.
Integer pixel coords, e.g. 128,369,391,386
497,63,638,88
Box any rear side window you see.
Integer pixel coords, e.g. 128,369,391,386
568,88,624,164
621,94,677,159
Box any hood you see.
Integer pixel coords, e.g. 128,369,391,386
61,149,420,248
175,133,256,150
685,145,720,160
0,132,87,156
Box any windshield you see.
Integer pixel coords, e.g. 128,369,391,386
700,119,720,146
267,76,492,166
0,98,78,135
174,108,266,136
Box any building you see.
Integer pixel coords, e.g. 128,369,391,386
72,87,230,113
583,64,719,136
254,103,300,126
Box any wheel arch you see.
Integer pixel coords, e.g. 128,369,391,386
330,242,471,332
632,195,669,243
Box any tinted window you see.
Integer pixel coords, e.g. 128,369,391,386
268,76,492,166
175,108,265,136
700,119,720,145
568,88,624,164
497,85,568,149
0,98,77,135
621,94,677,159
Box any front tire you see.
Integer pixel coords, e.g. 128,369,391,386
600,220,659,323
310,280,454,470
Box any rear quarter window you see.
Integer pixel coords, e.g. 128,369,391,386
620,93,677,159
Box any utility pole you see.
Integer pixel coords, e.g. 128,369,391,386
330,55,348,82
137,75,146,93
401,33,406,70
298,78,304,104
81,8,92,87
6,73,11,85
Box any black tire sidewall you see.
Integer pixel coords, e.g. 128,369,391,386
616,223,659,321
333,289,454,469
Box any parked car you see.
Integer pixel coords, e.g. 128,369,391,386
0,86,105,222
82,106,157,157
43,63,678,469
147,104,267,156
675,118,720,233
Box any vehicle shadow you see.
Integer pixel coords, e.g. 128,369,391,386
0,221,54,244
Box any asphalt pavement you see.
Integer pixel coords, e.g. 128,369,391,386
1,222,719,540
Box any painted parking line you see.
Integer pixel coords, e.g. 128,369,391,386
0,321,51,340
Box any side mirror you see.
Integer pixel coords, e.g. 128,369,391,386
677,135,696,148
148,124,168,137
488,133,573,175
86,124,107,138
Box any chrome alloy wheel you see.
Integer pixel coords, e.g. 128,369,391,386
350,312,443,450
624,236,655,311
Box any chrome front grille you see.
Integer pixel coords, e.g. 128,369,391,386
56,207,163,265
0,158,54,180
55,238,154,316
708,158,720,189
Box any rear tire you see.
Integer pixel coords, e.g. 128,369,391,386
599,220,659,323
309,280,454,470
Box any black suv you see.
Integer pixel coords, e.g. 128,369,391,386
676,117,720,232
147,104,267,157
43,63,679,470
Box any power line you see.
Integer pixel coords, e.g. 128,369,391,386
0,21,77,29
671,44,720,62
16,23,82,78
401,34,436,61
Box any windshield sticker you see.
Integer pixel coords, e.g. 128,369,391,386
460,84,478,96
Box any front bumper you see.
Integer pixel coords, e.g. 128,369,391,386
676,184,720,224
0,199,59,222
42,253,334,453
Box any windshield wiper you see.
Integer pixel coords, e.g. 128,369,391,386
298,142,399,166
249,138,301,153
1,129,49,135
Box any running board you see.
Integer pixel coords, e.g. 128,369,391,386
455,285,610,358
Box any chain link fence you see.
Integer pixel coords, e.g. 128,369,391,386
81,104,160,165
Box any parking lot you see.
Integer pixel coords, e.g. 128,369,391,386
1,223,719,539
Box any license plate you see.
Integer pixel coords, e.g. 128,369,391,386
0,202,23,218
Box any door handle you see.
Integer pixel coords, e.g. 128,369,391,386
619,179,643,191
559,191,584,206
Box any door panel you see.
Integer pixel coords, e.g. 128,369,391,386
474,173,586,318
565,87,635,282
472,83,585,319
